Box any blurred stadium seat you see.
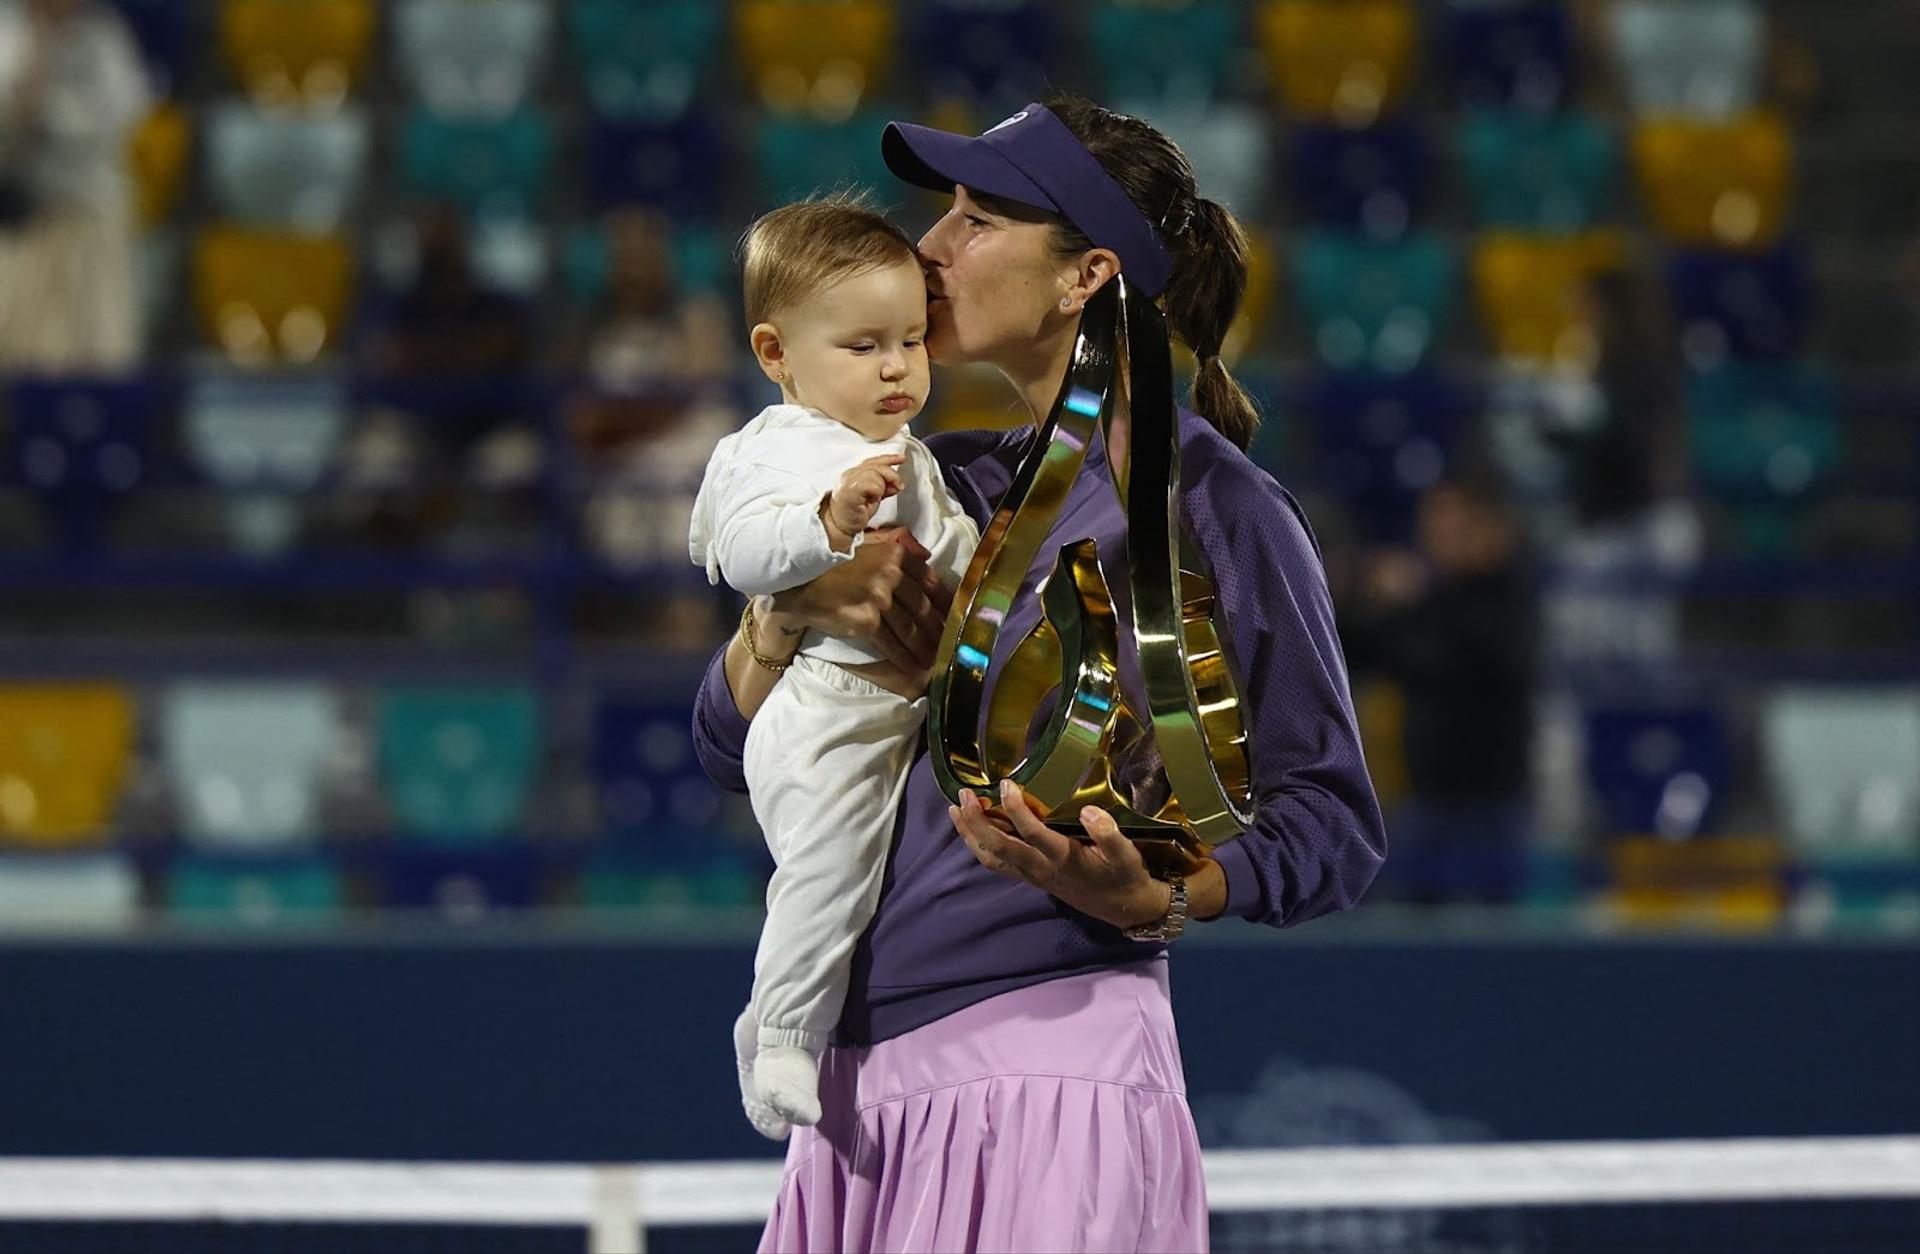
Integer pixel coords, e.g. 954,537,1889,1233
398,106,554,219
205,101,370,233
109,0,194,98
0,685,135,846
1289,121,1429,236
377,688,540,843
1583,705,1732,839
1300,369,1471,541
1256,0,1418,127
1446,0,1572,115
1471,230,1625,366
220,0,375,107
164,853,347,926
1090,0,1240,107
0,853,140,927
161,683,342,850
1292,229,1455,374
192,226,354,364
181,371,347,555
1762,688,1920,862
381,844,540,913
1631,112,1795,250
755,110,898,206
917,0,1054,113
586,112,729,217
569,0,723,122
1668,245,1809,364
1457,109,1617,233
6,376,156,549
395,0,550,118
735,0,897,118
129,102,191,227
1606,0,1765,120
1125,101,1273,220
1684,360,1840,506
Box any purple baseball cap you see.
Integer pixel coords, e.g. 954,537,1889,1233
882,102,1174,298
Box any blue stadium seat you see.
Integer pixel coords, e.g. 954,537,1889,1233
1668,246,1808,364
1684,361,1840,504
1606,0,1764,119
381,845,540,913
0,854,140,927
1301,370,1474,542
916,0,1053,113
161,683,342,850
1293,230,1456,374
395,0,550,117
1584,706,1731,838
755,111,897,207
182,371,346,555
569,0,725,120
1090,0,1240,107
587,112,727,217
377,687,540,843
1447,1,1572,114
1458,110,1617,233
109,0,193,97
592,696,734,863
400,106,553,219
1290,122,1429,236
165,853,347,925
1761,688,1920,863
6,376,157,548
205,101,369,233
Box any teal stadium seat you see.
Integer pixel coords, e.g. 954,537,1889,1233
1089,0,1240,106
400,106,553,218
562,220,728,305
377,687,539,842
1294,230,1456,374
183,371,346,554
161,683,342,850
206,101,369,232
1685,362,1841,504
1762,688,1920,863
755,110,896,206
1458,109,1617,233
0,855,140,927
1606,0,1764,119
395,0,549,117
569,0,724,120
166,853,346,926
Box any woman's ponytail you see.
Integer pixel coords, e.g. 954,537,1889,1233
1165,197,1261,452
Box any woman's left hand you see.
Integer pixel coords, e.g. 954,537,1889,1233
949,780,1172,931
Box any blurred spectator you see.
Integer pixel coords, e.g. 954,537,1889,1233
349,205,540,547
556,208,736,640
0,0,148,372
1345,471,1540,906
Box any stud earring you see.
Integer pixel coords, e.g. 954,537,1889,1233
1061,297,1074,310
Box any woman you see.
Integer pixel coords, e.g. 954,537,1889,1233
693,97,1386,1253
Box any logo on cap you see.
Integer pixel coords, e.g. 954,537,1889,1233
983,110,1029,136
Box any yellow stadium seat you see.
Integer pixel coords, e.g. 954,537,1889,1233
735,0,896,118
221,0,375,107
1353,677,1410,808
1471,230,1626,367
1632,112,1794,250
129,103,191,226
1603,836,1786,932
0,685,135,847
193,226,355,366
1257,0,1418,126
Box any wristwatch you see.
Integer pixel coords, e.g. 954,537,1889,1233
1124,875,1188,942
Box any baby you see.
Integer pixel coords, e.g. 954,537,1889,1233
688,197,979,1138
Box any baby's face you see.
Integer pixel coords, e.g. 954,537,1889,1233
775,259,930,440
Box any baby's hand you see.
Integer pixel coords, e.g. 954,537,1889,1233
824,453,905,541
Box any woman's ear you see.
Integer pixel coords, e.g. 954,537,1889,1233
749,322,787,385
1061,248,1123,311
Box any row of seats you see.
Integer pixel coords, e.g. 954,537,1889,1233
0,681,735,856
108,0,1768,124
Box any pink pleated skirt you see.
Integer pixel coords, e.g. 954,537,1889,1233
759,958,1210,1254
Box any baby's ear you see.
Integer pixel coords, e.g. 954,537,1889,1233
749,322,786,384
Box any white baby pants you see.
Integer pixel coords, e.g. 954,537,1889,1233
743,652,927,1054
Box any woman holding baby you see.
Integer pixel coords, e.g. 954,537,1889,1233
692,97,1387,1254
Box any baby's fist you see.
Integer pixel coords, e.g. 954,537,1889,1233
825,453,905,537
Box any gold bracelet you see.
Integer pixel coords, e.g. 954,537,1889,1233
738,600,796,674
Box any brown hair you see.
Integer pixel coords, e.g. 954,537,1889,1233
1041,96,1261,452
738,194,919,327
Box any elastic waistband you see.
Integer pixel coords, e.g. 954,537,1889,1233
789,651,914,702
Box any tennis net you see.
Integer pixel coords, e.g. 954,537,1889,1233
1,1136,1915,1253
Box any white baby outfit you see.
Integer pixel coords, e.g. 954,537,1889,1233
688,403,978,1133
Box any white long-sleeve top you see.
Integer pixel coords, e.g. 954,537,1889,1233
688,403,979,666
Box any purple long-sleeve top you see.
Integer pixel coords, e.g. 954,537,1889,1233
692,408,1387,1046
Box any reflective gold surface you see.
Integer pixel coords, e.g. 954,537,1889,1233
928,280,1252,872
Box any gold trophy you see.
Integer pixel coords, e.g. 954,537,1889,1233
927,277,1253,874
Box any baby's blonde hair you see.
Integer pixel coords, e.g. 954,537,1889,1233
739,194,919,327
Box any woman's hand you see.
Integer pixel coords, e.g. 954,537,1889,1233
948,780,1174,931
767,524,951,673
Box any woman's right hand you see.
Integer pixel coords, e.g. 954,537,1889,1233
766,524,953,674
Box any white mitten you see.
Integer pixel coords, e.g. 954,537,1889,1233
734,1008,791,1141
754,1045,822,1128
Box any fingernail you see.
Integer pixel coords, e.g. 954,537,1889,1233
1081,806,1099,823
1000,779,1015,799
959,789,974,806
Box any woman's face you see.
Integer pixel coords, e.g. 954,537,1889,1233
916,186,1074,368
